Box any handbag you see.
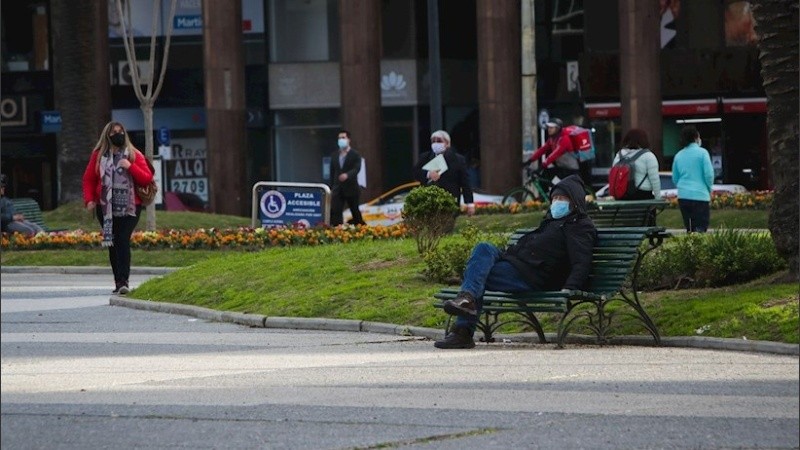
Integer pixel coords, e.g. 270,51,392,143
135,155,158,206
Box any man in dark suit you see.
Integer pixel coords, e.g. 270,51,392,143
329,130,366,226
414,130,475,216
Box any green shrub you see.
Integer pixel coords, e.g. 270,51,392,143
639,229,786,290
402,185,460,255
422,225,508,284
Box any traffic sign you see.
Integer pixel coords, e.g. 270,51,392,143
538,109,550,128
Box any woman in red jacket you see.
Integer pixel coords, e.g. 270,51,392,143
82,121,153,294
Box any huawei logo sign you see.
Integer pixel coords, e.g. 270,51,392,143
381,71,407,93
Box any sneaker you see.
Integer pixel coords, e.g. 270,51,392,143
434,327,475,349
112,286,121,294
117,284,130,295
443,291,478,318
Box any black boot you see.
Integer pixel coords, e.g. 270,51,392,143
434,326,475,349
443,291,478,318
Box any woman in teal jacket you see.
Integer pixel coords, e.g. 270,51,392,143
671,126,714,232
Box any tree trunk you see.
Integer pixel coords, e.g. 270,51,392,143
141,102,156,230
751,0,799,279
51,0,111,205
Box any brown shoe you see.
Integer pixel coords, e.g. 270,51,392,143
443,291,478,318
434,327,475,349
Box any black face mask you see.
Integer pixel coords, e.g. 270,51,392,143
110,133,125,147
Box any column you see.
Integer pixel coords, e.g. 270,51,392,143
203,0,248,215
477,0,522,194
619,0,663,161
339,0,383,200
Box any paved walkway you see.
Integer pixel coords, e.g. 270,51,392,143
2,268,797,449
3,265,797,356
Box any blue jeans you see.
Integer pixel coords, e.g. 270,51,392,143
455,242,534,330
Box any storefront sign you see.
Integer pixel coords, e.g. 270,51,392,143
661,99,718,116
0,96,27,126
40,110,61,133
722,98,767,114
585,102,621,119
586,99,721,119
168,138,208,202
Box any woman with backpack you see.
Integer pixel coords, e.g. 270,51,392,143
611,128,661,200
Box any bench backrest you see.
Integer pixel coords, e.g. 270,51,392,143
508,226,657,296
10,197,47,230
587,200,667,227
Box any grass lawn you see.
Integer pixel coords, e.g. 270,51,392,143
4,204,793,344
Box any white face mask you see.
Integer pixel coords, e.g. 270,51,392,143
431,142,446,154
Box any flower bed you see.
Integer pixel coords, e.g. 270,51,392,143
468,190,773,215
1,224,411,251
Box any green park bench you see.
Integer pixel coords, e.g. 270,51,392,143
586,199,668,227
433,226,670,347
9,197,60,232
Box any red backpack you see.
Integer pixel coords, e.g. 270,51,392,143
608,149,648,200
564,125,595,162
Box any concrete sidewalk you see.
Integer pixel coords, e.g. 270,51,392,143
4,265,798,356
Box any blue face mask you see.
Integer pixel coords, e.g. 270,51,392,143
337,138,348,149
550,200,571,219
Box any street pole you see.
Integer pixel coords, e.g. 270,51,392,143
521,0,539,153
427,0,442,132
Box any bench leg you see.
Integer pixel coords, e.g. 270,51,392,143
516,311,547,343
476,312,495,343
556,299,614,347
615,292,661,345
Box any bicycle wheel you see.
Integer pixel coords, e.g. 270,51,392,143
502,187,537,205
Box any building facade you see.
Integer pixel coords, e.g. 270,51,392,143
1,0,769,212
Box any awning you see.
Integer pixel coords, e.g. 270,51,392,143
586,98,744,119
585,102,621,119
722,97,767,113
661,99,718,116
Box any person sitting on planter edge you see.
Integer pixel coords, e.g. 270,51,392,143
435,174,598,349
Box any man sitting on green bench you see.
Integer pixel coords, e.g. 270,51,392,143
436,174,598,349
0,174,44,237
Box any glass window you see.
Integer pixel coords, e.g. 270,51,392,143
268,0,340,62
2,2,49,72
382,0,416,58
273,109,341,183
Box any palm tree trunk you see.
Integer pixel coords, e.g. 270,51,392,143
51,0,111,205
751,0,799,279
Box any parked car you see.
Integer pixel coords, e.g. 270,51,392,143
343,181,504,226
594,171,748,200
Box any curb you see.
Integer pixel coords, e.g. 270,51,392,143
110,297,799,356
1,266,176,275
6,266,796,356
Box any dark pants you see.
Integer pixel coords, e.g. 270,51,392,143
96,205,142,285
578,160,594,189
330,191,364,226
678,199,710,233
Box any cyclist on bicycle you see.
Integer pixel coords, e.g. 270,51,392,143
526,118,579,181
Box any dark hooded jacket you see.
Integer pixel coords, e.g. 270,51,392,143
501,174,597,290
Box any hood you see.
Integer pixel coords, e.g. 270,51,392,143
550,174,588,215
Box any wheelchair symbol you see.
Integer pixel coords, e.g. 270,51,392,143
260,190,287,219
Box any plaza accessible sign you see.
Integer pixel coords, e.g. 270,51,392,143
252,182,332,228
